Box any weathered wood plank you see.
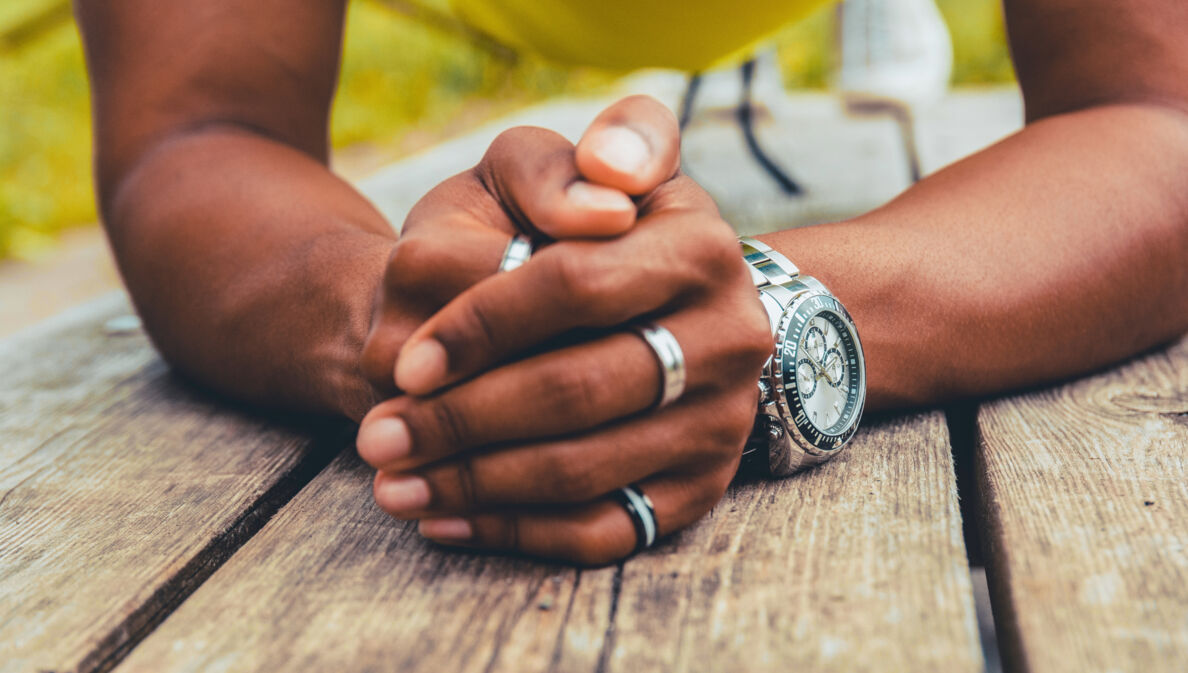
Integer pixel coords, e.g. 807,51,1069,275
112,448,611,673
601,411,981,672
116,411,979,672
0,293,343,673
976,334,1188,672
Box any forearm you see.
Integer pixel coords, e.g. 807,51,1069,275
765,103,1188,409
106,125,396,419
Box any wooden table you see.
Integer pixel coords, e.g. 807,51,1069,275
4,83,1187,672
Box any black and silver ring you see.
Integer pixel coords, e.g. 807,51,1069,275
631,322,686,409
613,484,657,553
498,234,533,273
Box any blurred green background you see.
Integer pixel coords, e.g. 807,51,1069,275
0,0,1012,261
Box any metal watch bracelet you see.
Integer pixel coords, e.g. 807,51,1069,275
736,236,867,477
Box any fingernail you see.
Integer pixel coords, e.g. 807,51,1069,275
419,517,473,541
396,339,448,393
565,181,634,212
376,474,431,512
591,126,651,174
356,417,412,465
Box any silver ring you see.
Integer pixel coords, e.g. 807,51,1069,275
498,234,533,273
631,322,686,409
613,484,657,552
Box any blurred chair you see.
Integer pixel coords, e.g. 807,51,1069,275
834,0,953,182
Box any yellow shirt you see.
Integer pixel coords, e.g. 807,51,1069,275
451,0,831,71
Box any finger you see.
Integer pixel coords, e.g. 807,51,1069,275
393,209,744,396
369,389,750,518
362,169,525,397
575,95,681,196
388,216,512,308
415,467,736,566
362,330,653,472
478,126,636,239
359,219,512,396
361,297,765,472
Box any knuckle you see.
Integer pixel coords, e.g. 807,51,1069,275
484,127,570,176
361,325,419,400
420,395,472,451
455,294,501,353
660,217,741,294
387,235,463,301
542,450,599,501
706,293,773,386
724,389,761,441
359,334,394,393
486,126,536,158
532,144,578,176
474,513,520,551
694,221,746,282
494,124,544,146
553,250,596,301
693,467,734,514
552,249,633,323
699,396,757,462
693,428,742,467
384,236,433,294
452,456,481,511
505,515,522,551
738,302,776,367
538,360,610,418
638,174,712,213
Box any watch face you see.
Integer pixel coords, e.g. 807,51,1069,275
776,292,865,452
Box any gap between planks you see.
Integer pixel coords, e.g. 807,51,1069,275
114,410,982,673
0,294,348,673
975,334,1188,673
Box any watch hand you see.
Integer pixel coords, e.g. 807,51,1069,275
816,366,837,386
821,350,846,387
804,344,826,373
802,343,840,386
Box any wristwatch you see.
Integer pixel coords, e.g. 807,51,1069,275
739,237,867,476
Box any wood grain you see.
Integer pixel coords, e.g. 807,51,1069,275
0,294,343,673
601,411,982,673
116,411,980,673
976,334,1188,672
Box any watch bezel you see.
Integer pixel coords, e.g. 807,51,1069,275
770,287,867,460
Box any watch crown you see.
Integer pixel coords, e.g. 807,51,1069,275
757,379,773,404
765,417,785,442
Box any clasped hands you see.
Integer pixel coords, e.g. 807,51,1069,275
356,96,773,565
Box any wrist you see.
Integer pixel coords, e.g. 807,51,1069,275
320,234,401,422
758,218,937,410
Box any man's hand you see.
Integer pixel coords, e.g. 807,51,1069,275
359,95,683,401
357,99,773,565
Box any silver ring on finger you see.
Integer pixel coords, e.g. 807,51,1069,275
498,234,533,273
631,322,686,409
613,484,657,553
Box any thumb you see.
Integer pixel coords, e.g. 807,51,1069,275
575,95,681,196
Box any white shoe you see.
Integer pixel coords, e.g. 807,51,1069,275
835,0,953,110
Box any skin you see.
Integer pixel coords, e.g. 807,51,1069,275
76,0,1188,565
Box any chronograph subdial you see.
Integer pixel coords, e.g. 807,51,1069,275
796,358,818,399
787,310,855,434
803,324,826,364
822,347,845,387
